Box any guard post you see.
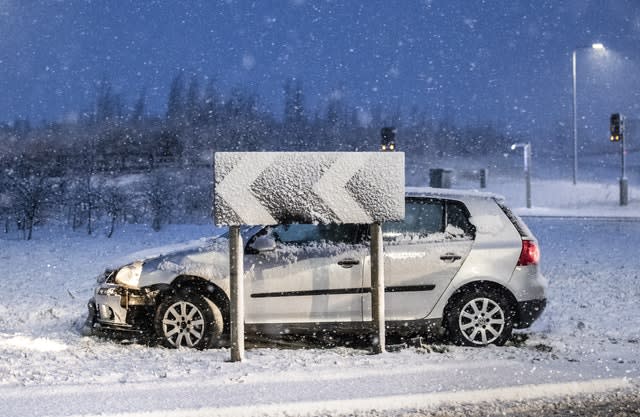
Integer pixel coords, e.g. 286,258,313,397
214,152,404,361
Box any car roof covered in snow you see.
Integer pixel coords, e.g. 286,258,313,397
405,186,503,201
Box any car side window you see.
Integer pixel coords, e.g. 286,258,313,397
382,199,444,240
446,200,476,239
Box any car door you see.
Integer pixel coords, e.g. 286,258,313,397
362,198,475,321
244,223,368,324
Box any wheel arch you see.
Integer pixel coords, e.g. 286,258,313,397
162,275,231,335
443,280,518,323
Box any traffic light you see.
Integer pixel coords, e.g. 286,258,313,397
610,113,623,142
380,127,396,151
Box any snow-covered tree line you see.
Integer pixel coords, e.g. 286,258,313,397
0,74,515,239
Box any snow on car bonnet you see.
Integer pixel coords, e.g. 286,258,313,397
107,235,226,267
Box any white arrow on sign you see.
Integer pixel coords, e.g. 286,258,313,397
214,152,404,225
216,153,278,225
312,153,373,224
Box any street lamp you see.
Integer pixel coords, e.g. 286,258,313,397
511,143,532,208
572,43,606,185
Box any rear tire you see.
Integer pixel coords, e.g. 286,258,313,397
154,289,223,349
446,288,514,346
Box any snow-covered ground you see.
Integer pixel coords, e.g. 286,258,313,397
1,176,639,416
493,178,640,218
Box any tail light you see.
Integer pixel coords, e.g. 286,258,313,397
518,239,540,266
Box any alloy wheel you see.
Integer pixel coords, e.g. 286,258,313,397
161,301,206,348
458,297,505,345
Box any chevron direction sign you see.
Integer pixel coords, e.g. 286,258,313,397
214,152,405,226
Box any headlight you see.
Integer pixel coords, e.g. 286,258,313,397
96,269,115,284
114,261,143,288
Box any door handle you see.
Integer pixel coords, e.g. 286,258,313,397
440,253,462,262
338,259,360,268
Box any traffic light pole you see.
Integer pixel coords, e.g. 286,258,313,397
612,113,628,206
620,137,628,206
572,50,578,185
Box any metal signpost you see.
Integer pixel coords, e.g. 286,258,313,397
369,222,385,353
228,225,244,362
214,152,405,361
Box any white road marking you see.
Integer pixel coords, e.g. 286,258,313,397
62,377,632,417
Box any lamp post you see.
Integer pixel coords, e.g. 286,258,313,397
511,143,532,208
572,43,606,185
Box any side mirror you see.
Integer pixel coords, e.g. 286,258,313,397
249,236,277,253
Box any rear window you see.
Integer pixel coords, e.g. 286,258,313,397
496,200,532,238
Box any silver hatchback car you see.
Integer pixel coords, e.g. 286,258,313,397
86,188,547,348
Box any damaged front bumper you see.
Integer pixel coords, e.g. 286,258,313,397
85,283,157,335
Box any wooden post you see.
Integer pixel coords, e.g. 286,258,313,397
229,225,245,362
370,222,386,353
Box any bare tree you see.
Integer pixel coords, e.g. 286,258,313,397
74,136,101,235
2,166,56,240
0,180,14,234
166,72,185,127
99,184,127,238
130,88,147,125
145,171,173,231
185,76,202,125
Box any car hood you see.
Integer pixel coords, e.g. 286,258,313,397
108,236,225,269
106,227,260,269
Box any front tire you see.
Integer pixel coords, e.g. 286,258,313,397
446,289,514,346
154,290,223,349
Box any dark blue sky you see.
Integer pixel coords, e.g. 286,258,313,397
1,0,639,140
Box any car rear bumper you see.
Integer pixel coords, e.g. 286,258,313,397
515,298,546,328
